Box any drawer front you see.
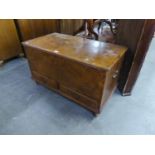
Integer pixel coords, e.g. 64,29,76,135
59,84,98,113
31,71,99,113
26,47,106,101
32,71,58,90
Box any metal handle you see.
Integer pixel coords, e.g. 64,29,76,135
112,70,119,79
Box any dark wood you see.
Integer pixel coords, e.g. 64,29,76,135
23,33,127,114
118,20,155,95
0,19,23,61
16,19,60,41
115,19,151,95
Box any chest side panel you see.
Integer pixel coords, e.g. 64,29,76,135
100,57,124,111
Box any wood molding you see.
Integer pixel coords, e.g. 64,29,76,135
121,20,155,95
116,19,155,95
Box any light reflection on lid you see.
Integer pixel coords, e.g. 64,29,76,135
53,50,59,53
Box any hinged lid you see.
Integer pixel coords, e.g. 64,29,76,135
23,33,127,71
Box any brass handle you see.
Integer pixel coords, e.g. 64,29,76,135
112,70,119,79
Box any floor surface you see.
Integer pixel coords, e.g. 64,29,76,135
0,38,155,135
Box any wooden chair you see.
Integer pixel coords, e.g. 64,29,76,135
74,19,118,40
74,19,98,40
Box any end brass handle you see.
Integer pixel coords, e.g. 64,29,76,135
112,74,118,79
112,70,119,79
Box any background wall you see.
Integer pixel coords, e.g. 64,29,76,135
60,19,83,34
15,19,83,41
15,19,60,41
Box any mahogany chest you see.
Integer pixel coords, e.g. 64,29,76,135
23,33,127,114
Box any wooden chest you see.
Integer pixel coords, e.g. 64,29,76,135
23,33,127,114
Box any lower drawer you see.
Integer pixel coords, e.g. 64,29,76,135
31,71,99,113
59,84,99,113
32,71,58,90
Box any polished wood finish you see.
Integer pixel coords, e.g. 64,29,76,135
0,19,22,61
16,19,60,41
116,19,155,95
23,33,127,114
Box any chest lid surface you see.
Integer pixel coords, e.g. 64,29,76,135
23,33,127,71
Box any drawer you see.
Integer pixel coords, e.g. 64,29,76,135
32,70,99,113
59,84,98,112
32,71,58,90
